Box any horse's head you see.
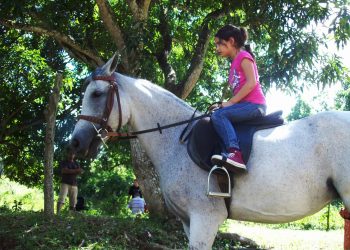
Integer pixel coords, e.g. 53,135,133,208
70,54,130,158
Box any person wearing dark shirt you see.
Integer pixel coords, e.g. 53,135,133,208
56,151,83,214
128,179,143,200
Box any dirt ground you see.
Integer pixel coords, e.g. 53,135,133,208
227,221,343,249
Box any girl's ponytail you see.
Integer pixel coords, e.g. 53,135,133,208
240,27,255,59
244,44,255,59
240,27,248,43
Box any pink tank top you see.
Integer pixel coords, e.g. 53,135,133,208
228,50,266,105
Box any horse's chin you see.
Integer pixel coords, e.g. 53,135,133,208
78,137,102,159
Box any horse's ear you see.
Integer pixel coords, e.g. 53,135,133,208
102,53,119,75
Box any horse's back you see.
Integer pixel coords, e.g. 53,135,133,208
229,111,350,223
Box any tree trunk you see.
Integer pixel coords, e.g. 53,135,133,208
130,138,172,218
43,73,63,217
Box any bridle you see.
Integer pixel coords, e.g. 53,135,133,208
77,74,123,142
77,73,217,145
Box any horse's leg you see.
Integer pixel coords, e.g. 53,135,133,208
189,212,226,250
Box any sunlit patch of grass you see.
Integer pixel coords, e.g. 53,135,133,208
0,177,45,211
221,220,343,250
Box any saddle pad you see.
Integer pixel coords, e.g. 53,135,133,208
187,111,284,172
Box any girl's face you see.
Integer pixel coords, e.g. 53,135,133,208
214,37,235,58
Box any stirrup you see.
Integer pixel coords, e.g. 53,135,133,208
207,165,231,198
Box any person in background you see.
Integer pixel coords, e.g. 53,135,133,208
128,179,143,200
56,151,83,214
127,191,146,214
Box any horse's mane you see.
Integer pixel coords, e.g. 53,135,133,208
117,73,195,113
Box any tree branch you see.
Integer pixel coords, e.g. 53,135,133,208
0,19,104,68
96,0,130,71
155,5,177,90
5,119,45,137
0,92,39,130
126,0,152,21
0,98,81,140
172,9,227,99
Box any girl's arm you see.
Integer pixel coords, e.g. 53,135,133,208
222,58,257,107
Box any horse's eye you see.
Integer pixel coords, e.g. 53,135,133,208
92,90,102,98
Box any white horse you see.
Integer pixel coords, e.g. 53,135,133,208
71,55,347,249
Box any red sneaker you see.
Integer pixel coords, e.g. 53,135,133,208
211,150,246,172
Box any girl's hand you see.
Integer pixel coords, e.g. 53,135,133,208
221,101,233,107
209,102,222,112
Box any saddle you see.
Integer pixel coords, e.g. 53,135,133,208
186,111,284,172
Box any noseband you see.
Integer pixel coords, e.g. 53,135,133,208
77,75,123,139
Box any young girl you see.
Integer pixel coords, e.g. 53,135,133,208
211,24,266,172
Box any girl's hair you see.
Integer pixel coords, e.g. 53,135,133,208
215,24,255,59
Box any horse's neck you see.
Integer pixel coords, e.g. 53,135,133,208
120,76,194,174
123,77,194,129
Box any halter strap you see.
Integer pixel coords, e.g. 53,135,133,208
77,74,122,133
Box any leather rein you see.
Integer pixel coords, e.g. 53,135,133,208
77,74,213,143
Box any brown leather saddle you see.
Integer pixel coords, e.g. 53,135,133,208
186,111,284,172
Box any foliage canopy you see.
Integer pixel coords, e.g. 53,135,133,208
0,0,349,186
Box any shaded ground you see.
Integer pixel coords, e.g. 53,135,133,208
0,210,184,249
0,209,257,249
0,209,343,249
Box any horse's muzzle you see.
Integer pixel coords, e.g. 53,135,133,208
70,126,100,158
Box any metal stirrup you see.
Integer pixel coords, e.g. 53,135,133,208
207,165,231,198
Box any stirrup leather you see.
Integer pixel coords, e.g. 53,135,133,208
207,165,231,198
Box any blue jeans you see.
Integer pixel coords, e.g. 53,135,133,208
211,102,266,150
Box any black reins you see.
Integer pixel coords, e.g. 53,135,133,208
108,110,210,140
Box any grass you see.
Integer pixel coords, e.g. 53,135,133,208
0,209,252,249
0,209,189,250
0,177,44,211
222,220,343,249
0,209,344,250
0,178,240,249
228,202,344,231
0,177,346,249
